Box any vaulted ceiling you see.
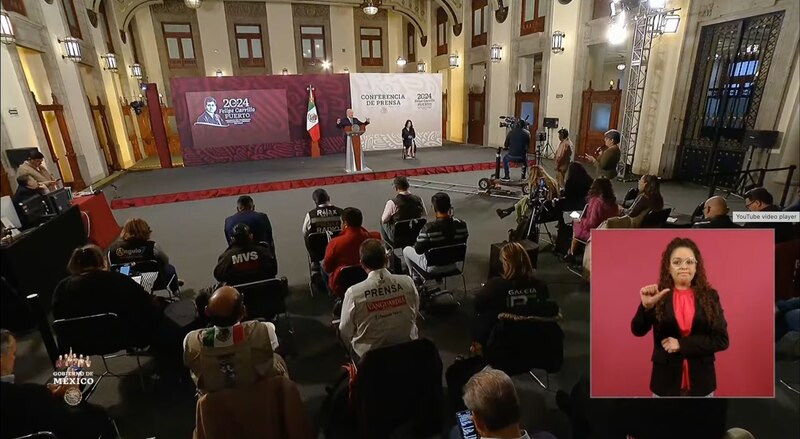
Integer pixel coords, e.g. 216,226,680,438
104,0,464,37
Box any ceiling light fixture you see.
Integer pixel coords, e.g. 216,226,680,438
362,1,379,15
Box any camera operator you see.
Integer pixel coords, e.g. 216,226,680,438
501,119,531,181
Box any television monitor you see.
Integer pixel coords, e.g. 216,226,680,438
15,195,49,229
46,188,71,215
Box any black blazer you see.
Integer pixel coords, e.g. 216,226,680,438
631,289,729,396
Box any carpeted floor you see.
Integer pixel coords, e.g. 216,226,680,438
12,145,799,439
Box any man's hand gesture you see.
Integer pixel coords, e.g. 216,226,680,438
640,284,669,310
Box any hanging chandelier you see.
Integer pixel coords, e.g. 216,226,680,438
362,1,380,15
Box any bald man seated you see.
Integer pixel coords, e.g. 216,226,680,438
183,286,287,394
693,196,740,229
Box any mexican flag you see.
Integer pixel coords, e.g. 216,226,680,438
306,88,321,142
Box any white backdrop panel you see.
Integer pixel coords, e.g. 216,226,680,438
349,73,442,151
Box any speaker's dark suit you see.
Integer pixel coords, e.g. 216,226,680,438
631,289,729,396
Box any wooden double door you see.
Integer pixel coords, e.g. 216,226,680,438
514,90,541,153
578,83,622,159
467,91,485,145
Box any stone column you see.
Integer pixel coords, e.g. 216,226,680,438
543,0,580,138
485,3,513,148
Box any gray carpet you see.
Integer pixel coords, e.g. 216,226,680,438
12,145,799,439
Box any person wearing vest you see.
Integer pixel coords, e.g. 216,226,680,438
339,239,419,360
380,176,426,246
214,223,278,285
302,188,344,237
108,218,180,292
184,286,287,395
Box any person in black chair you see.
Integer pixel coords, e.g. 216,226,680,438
622,175,664,223
224,195,275,252
12,175,45,204
472,243,557,353
214,223,278,285
402,192,468,282
743,187,795,243
108,218,180,292
545,162,593,221
501,120,531,182
302,188,343,238
1,329,117,439
381,176,426,247
693,196,739,229
53,245,162,350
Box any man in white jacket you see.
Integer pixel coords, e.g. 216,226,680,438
339,239,419,360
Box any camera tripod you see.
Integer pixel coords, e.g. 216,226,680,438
539,127,557,161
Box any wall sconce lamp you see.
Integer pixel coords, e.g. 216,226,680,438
130,63,143,79
0,10,15,45
616,62,626,71
343,67,350,74
321,60,332,70
396,56,407,67
101,53,118,72
448,53,460,69
489,44,502,63
551,31,565,54
58,37,82,62
661,13,680,34
215,69,223,77
416,61,426,73
281,68,289,75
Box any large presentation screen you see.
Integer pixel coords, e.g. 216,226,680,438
349,73,443,151
186,89,291,149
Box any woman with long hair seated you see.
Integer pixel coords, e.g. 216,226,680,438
53,245,162,349
558,162,593,212
472,242,559,351
108,218,180,292
563,177,618,264
496,165,559,222
622,174,664,227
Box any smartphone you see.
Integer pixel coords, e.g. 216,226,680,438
119,265,131,276
456,410,480,439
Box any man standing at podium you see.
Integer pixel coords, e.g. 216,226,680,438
336,109,370,131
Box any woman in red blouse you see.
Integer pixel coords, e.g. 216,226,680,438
631,237,729,397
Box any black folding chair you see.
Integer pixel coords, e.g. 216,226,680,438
232,277,290,330
12,433,57,439
641,207,673,228
484,314,564,390
406,243,467,306
385,218,427,273
306,232,332,297
52,313,149,395
330,265,367,325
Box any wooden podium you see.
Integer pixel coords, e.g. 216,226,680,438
343,124,370,173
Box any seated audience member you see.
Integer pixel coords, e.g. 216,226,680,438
743,187,794,243
16,150,58,192
473,242,557,350
323,207,382,297
403,192,469,280
693,196,739,229
108,217,180,292
1,330,116,439
496,166,559,222
53,245,162,349
184,286,286,394
563,178,617,264
339,239,419,360
621,175,664,225
549,162,593,215
214,223,278,285
380,176,426,246
463,368,554,439
224,195,275,251
12,175,45,204
302,188,343,238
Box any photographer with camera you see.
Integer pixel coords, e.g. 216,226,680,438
500,119,531,181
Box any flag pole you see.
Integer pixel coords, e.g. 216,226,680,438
307,84,320,158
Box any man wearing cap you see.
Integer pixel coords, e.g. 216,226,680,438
224,195,275,252
214,224,278,285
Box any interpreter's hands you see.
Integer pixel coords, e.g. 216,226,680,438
661,337,680,353
640,284,669,310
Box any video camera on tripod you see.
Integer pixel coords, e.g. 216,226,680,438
499,115,530,129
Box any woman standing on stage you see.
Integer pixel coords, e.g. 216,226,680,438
402,119,416,159
631,237,729,397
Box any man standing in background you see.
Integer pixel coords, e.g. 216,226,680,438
554,128,573,188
